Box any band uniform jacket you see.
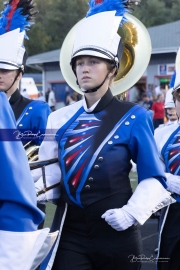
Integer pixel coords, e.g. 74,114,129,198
154,123,180,268
36,90,173,270
9,89,51,145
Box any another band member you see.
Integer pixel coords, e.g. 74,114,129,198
0,92,57,270
0,0,51,228
0,0,51,147
36,1,174,269
154,64,180,270
155,88,177,131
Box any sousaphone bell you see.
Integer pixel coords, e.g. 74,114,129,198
60,13,152,96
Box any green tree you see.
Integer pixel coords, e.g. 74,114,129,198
133,0,172,27
171,0,180,21
24,0,53,55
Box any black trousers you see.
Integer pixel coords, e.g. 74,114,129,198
153,119,164,129
158,202,180,270
37,203,46,229
52,194,142,270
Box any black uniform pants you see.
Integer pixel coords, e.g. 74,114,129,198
52,193,142,270
158,202,180,270
37,203,46,229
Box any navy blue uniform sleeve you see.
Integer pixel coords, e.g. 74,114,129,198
0,93,44,232
128,109,167,188
30,102,51,145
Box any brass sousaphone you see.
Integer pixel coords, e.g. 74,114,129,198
24,141,39,162
60,13,152,96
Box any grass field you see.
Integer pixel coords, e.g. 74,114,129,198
43,172,138,228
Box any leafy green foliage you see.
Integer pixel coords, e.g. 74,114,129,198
133,0,180,27
25,0,88,55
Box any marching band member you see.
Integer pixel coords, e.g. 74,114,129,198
36,1,174,269
155,87,177,132
164,89,178,125
0,0,52,227
154,58,180,270
0,92,58,270
0,0,51,147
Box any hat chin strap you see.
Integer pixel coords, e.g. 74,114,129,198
5,70,21,93
77,72,110,94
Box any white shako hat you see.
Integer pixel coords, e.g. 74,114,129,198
164,88,175,108
173,48,180,94
173,69,180,94
71,11,123,69
0,0,36,72
0,29,26,70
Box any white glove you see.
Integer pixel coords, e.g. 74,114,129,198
166,173,180,195
101,208,136,231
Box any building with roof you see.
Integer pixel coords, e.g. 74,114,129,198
26,20,180,102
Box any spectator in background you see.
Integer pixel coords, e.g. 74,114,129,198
137,84,146,102
139,94,153,110
64,86,71,105
73,91,83,101
128,84,145,103
21,88,29,99
147,84,153,99
48,88,56,111
38,91,45,102
151,94,164,129
66,91,78,105
154,85,162,97
128,85,139,103
45,88,50,103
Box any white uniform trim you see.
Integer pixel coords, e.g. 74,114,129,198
45,203,68,270
0,229,58,270
123,178,175,225
35,101,83,202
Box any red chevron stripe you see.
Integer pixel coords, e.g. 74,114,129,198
95,0,103,4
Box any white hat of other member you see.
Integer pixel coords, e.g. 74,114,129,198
165,88,175,108
0,28,25,70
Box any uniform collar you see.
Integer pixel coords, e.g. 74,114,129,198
83,88,114,113
9,89,20,104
